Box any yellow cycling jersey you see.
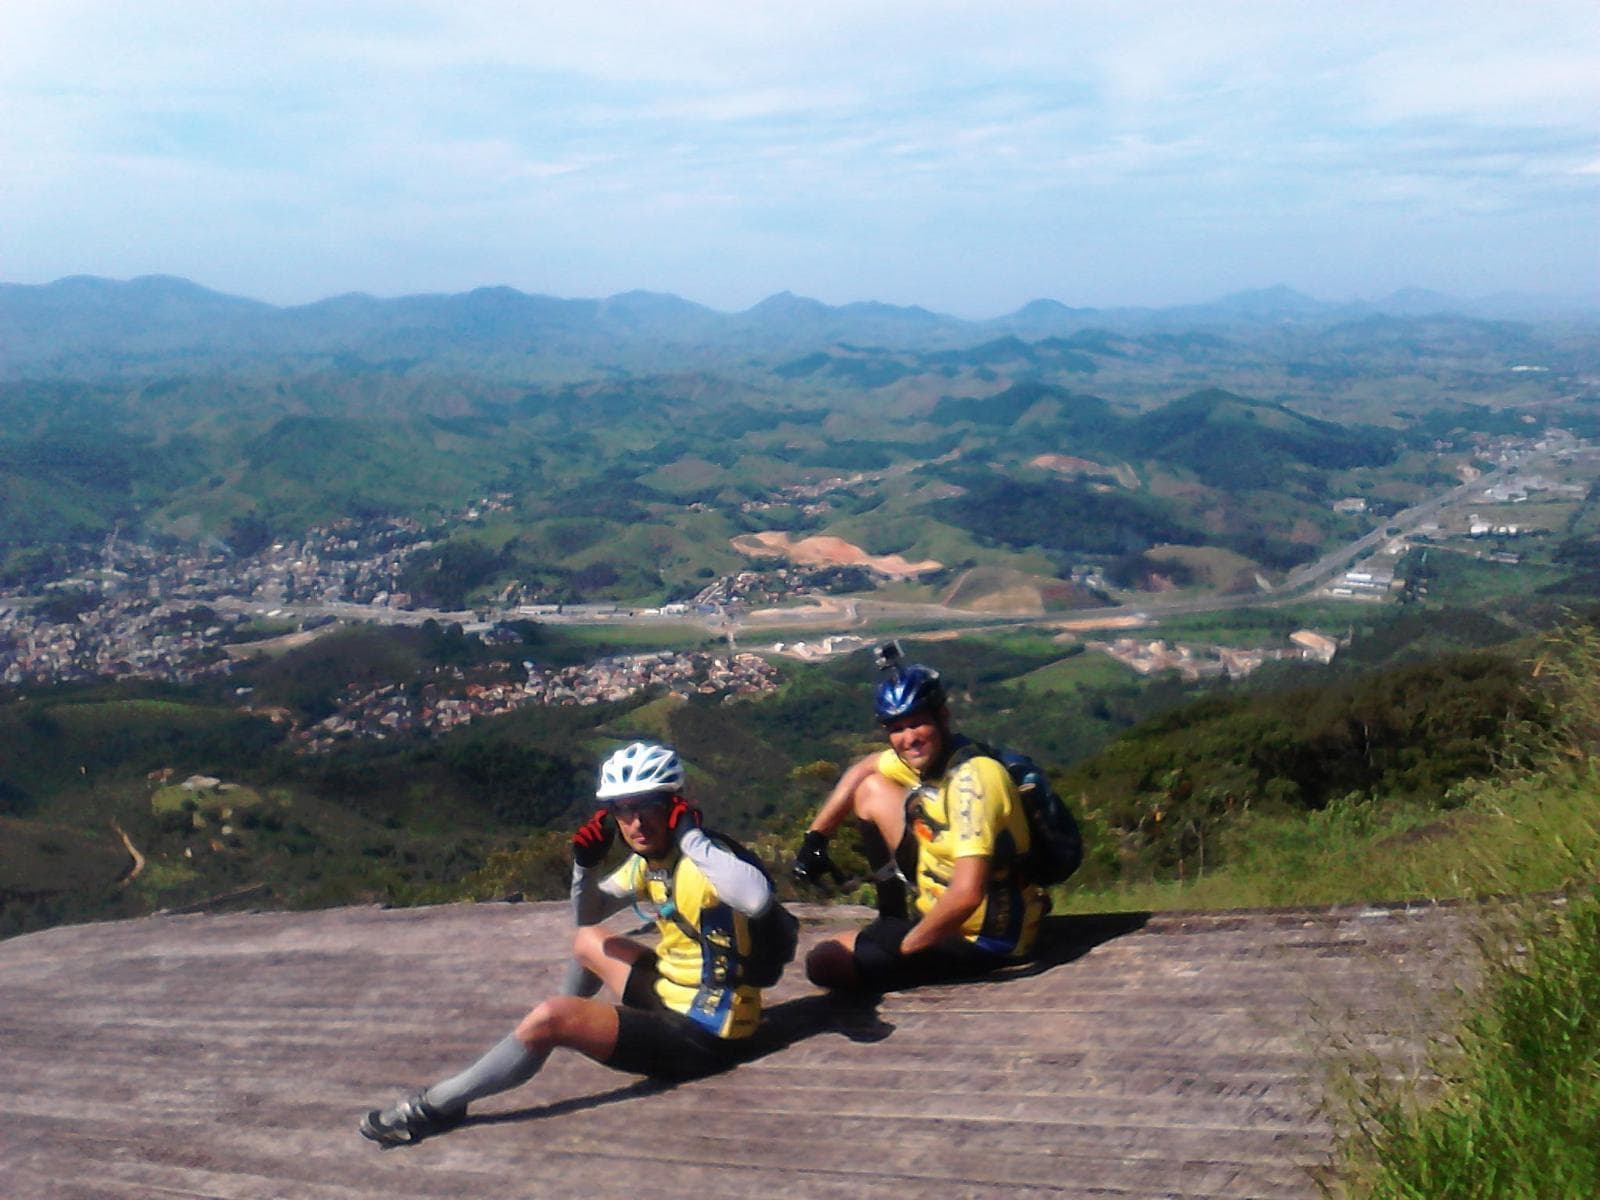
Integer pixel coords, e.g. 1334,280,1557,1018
876,743,1045,957
606,847,762,1039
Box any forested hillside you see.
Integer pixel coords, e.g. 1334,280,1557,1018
2,276,1596,940
6,593,1597,937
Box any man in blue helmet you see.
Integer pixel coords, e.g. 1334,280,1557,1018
359,741,776,1147
797,647,1047,992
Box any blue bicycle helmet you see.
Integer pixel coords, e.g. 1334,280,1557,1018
874,664,946,723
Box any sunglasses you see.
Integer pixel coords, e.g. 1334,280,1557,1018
609,797,671,820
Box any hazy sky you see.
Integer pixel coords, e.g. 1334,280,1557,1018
4,1,1597,316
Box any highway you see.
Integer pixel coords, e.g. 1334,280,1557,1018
216,442,1593,649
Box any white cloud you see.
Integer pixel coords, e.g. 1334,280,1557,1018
2,0,1596,308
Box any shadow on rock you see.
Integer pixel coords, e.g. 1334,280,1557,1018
750,990,895,1054
461,992,891,1131
991,910,1152,980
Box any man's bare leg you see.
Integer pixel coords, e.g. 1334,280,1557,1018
804,929,862,990
852,771,911,918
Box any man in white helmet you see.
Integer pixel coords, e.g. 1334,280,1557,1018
359,740,777,1147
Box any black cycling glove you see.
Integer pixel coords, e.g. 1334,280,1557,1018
792,830,837,887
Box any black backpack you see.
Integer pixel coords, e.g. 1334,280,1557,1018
948,740,1084,886
658,832,800,988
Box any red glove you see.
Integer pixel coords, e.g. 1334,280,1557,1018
665,795,701,840
571,808,614,868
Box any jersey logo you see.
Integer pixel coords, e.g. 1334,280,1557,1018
905,784,949,843
954,765,983,838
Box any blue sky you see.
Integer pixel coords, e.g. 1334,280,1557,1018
4,1,1596,316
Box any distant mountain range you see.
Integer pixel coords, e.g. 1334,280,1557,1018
2,274,1594,380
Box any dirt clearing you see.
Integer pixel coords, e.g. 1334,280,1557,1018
730,531,942,577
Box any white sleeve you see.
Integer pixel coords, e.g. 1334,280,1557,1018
571,861,633,923
677,828,773,916
560,862,626,998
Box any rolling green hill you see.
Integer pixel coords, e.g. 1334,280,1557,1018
3,269,1589,608
5,606,1595,940
1117,388,1399,490
4,275,1598,937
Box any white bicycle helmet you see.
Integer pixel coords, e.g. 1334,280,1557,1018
596,741,685,801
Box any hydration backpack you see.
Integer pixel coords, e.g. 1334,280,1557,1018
659,833,800,988
732,894,801,988
948,740,1084,886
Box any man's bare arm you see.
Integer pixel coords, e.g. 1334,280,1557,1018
898,854,986,956
807,752,881,835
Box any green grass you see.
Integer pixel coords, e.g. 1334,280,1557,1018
598,693,682,743
965,629,1071,658
0,815,129,894
130,858,201,904
548,622,725,653
641,455,732,494
229,617,302,643
47,699,233,731
1140,602,1358,645
150,781,265,817
0,697,263,805
1336,878,1600,1199
1051,759,1600,1197
1418,551,1573,606
824,508,1021,570
1013,652,1132,696
1046,621,1600,1195
1142,543,1261,591
1468,497,1583,533
1054,767,1600,914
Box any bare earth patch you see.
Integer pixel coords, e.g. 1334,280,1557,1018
1031,452,1108,474
222,629,322,660
940,566,1046,614
1051,613,1155,636
730,531,942,578
1030,454,1140,490
1144,543,1260,591
741,595,856,623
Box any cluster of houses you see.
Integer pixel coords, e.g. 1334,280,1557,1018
745,470,868,508
295,650,781,753
522,650,779,705
129,516,434,612
247,518,432,608
0,515,448,688
12,523,439,686
1089,629,1340,681
739,497,835,520
1473,429,1586,465
0,597,241,688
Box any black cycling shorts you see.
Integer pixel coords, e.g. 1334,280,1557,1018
603,953,745,1080
850,916,1009,993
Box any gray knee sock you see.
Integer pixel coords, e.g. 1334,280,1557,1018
423,1033,548,1113
562,959,604,999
